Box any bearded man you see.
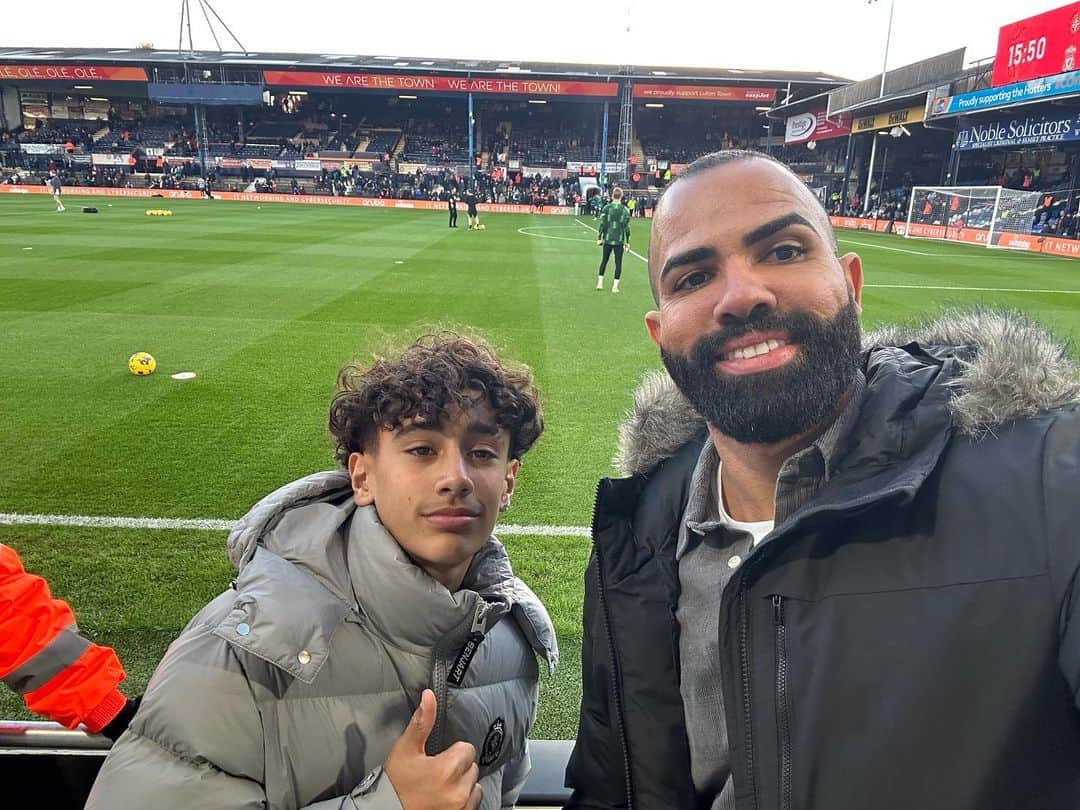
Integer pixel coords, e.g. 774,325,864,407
565,150,1080,810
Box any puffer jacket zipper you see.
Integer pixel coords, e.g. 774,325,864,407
773,595,792,810
429,601,489,755
591,482,634,809
429,654,450,756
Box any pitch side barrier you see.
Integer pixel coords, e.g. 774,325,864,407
0,721,573,807
0,184,576,216
829,216,1080,260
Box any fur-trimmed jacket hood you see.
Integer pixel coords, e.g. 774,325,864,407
615,308,1080,476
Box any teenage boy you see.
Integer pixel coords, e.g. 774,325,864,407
88,333,557,810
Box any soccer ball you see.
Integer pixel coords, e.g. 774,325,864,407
128,352,156,376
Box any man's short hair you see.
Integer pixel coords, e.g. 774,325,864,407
612,187,623,200
328,332,544,465
656,149,825,220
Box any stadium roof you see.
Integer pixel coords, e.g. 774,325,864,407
0,46,850,86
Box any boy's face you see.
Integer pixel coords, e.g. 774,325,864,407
347,400,519,592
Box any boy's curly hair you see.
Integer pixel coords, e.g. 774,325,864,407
328,333,544,466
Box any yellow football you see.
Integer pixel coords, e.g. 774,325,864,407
128,351,156,376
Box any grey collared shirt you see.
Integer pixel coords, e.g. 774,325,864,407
676,373,866,809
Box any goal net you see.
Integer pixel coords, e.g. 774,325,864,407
904,186,1042,249
987,188,1043,250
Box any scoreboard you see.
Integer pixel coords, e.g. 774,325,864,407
992,2,1080,86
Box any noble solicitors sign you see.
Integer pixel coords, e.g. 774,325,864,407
954,110,1080,150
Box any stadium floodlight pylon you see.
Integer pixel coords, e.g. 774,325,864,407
904,186,1042,249
177,0,248,57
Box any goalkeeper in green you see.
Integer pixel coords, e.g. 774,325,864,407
596,187,631,293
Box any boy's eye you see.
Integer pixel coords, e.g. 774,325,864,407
407,446,435,457
470,448,499,461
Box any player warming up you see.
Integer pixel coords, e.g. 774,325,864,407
464,186,481,230
596,187,631,293
47,170,65,212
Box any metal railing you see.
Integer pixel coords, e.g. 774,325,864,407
0,721,572,808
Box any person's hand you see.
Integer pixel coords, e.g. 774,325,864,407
596,238,603,246
384,690,482,810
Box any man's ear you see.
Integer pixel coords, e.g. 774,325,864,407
347,452,375,506
645,309,663,348
839,252,864,313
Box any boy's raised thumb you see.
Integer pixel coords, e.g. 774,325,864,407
403,689,436,753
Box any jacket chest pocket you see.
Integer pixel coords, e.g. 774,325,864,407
760,575,1055,809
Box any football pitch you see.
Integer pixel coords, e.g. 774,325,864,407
2,194,1079,738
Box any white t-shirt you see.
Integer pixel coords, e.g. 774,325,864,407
716,462,774,547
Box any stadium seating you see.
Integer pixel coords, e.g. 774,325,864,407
362,130,399,156
402,119,470,163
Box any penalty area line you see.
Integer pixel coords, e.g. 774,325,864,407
836,237,932,256
0,512,591,538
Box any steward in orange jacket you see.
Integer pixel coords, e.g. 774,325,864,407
0,543,136,738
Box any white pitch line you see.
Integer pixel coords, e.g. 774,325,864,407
836,238,932,256
574,218,649,263
516,226,595,244
495,524,590,538
0,512,590,538
0,512,235,532
864,283,1080,295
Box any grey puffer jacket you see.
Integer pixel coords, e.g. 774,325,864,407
87,471,558,810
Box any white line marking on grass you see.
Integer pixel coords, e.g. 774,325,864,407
836,238,931,256
0,512,235,532
864,283,1080,295
575,219,649,263
495,524,591,538
516,225,595,243
0,512,591,538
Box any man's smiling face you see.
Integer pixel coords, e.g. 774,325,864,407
645,157,865,444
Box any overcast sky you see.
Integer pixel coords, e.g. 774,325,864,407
4,0,1070,82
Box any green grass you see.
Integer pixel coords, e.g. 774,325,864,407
1,194,1078,738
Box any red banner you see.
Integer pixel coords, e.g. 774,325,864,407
0,64,147,82
784,108,851,144
633,84,776,102
992,2,1080,86
263,71,617,97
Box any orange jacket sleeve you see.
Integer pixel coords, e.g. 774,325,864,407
0,544,126,732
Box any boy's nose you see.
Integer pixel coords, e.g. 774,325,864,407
437,453,474,497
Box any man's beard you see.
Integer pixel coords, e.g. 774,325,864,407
660,300,862,444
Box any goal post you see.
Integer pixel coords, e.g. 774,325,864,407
904,185,1042,249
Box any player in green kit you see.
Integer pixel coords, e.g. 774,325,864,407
596,187,631,293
